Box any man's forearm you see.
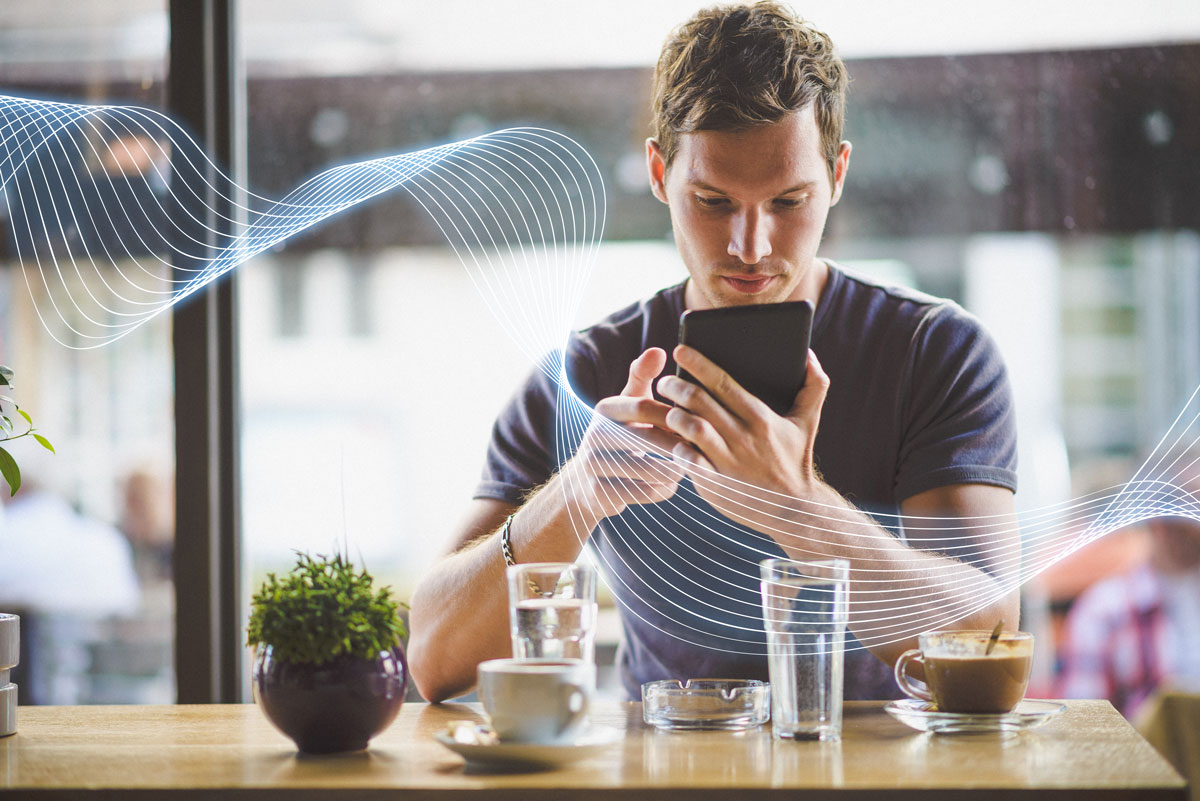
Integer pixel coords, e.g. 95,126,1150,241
770,482,1020,669
406,476,603,702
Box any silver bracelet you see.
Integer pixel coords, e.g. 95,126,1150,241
500,513,517,567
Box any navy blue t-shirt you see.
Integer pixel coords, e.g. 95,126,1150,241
475,263,1018,700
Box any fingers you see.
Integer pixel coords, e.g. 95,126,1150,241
594,395,673,429
585,448,683,484
665,404,735,467
621,347,668,397
657,373,736,428
586,420,682,455
561,450,681,517
786,349,830,424
596,476,679,507
568,351,684,515
657,351,743,466
671,344,768,423
671,440,715,481
567,443,683,513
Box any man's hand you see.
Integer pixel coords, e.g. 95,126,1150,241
560,347,686,522
657,344,831,535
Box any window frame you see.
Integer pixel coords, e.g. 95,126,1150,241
167,0,244,704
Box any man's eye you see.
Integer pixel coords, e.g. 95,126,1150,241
774,197,805,209
695,195,728,208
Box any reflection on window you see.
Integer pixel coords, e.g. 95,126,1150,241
347,255,374,338
0,1,174,705
235,1,1200,706
276,260,306,338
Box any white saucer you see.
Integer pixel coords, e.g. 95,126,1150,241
884,698,1067,734
434,724,622,770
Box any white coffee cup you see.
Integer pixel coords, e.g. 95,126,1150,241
477,658,594,744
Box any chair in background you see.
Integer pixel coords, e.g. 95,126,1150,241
1138,691,1200,801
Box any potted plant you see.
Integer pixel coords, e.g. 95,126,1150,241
0,364,54,738
247,551,409,754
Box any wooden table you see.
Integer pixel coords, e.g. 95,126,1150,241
0,701,1187,799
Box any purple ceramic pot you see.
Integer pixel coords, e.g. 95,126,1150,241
252,644,407,754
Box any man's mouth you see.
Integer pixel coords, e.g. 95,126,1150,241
721,274,775,294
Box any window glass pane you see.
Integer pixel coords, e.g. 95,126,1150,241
0,1,173,704
237,1,1200,706
239,2,694,702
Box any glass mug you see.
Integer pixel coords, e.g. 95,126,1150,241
894,630,1034,714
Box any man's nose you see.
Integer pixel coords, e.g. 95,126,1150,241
727,208,772,265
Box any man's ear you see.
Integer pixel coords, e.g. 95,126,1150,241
829,140,852,207
646,138,669,205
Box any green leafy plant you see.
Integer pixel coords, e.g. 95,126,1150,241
0,365,55,496
246,551,407,665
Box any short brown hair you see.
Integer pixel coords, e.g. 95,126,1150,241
652,2,848,184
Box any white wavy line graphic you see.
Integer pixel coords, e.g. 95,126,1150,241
3,92,1197,657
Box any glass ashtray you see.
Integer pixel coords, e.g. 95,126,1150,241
642,679,770,731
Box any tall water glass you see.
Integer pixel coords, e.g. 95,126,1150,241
760,558,849,741
507,562,597,663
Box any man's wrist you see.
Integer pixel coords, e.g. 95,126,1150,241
499,513,518,566
780,479,906,562
545,469,611,533
499,474,606,567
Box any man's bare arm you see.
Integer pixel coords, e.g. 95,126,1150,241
407,348,683,703
774,481,1020,670
662,344,1020,670
407,488,597,703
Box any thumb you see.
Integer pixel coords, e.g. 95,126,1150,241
621,347,667,397
786,349,830,424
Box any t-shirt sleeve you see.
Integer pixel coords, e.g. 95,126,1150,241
473,339,601,505
894,303,1018,502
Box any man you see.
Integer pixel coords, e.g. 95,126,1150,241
408,1,1020,703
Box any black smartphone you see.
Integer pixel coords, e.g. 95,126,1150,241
676,300,814,415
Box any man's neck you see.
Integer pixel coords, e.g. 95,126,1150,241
794,257,829,305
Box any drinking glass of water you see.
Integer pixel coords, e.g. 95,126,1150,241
507,562,597,663
760,557,849,741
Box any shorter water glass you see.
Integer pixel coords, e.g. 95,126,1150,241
760,557,849,741
507,562,597,663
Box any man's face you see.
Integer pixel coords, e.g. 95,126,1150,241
647,105,851,310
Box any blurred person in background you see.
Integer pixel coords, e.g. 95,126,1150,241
0,466,140,704
0,478,140,623
1056,451,1200,720
117,468,174,591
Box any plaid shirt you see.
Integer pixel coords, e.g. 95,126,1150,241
1056,564,1168,719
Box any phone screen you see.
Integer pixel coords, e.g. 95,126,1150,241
676,300,814,415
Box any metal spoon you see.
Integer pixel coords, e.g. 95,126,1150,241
984,619,1005,655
